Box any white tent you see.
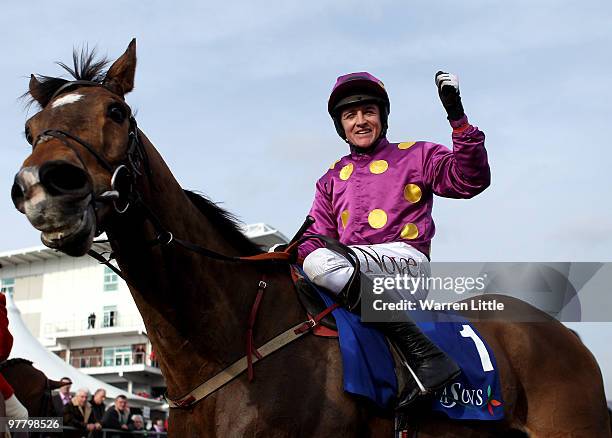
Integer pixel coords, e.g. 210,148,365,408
6,293,162,408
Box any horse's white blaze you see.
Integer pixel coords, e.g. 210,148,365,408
28,186,47,207
51,93,83,108
20,167,39,187
19,167,47,212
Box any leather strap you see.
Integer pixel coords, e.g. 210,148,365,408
246,277,266,381
166,304,338,409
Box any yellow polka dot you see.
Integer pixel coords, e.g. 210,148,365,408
398,141,416,150
369,160,389,174
403,184,422,203
330,159,340,170
340,210,350,228
400,223,419,240
368,209,388,229
339,163,354,181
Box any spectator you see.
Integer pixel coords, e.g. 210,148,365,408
89,388,106,437
134,345,145,364
129,414,147,435
63,388,96,438
52,377,72,417
102,394,129,438
88,313,96,329
153,418,166,434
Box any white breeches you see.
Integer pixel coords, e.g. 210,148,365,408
303,241,430,298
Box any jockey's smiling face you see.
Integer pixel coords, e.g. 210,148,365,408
340,103,382,149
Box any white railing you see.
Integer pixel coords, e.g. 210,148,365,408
43,314,145,336
69,352,158,369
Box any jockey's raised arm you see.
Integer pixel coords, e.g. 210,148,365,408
298,71,490,408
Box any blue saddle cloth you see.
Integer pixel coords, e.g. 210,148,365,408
315,290,504,420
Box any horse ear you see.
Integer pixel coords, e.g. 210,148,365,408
104,39,137,96
29,74,51,107
48,379,67,391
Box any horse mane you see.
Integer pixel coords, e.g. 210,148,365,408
23,47,109,107
183,190,262,255
0,358,33,371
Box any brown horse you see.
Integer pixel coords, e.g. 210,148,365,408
0,358,64,417
10,40,611,437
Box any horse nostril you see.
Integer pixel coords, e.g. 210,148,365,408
11,178,25,213
39,161,91,197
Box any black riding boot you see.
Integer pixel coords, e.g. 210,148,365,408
337,259,460,410
374,320,461,409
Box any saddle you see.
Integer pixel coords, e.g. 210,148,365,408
291,263,413,410
289,232,365,333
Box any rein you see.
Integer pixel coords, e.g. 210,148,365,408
35,80,295,282
37,81,357,409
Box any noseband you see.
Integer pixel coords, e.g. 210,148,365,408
35,80,148,215
33,81,296,284
39,121,145,214
32,81,364,410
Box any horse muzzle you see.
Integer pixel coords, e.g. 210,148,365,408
11,161,97,256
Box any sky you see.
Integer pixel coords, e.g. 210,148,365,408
1,1,611,396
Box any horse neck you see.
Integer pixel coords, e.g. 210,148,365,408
106,134,301,396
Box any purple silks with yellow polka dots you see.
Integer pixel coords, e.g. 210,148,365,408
299,116,490,260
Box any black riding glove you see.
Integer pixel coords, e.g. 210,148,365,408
435,71,465,121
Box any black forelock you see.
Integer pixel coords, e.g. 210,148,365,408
23,46,110,108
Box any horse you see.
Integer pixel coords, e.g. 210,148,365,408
0,358,65,438
10,40,611,437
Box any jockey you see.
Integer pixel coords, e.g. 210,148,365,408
299,71,490,408
0,293,28,419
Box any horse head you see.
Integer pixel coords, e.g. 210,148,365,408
11,40,139,256
48,378,68,391
0,359,57,417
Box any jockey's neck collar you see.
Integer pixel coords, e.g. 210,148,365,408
349,136,387,156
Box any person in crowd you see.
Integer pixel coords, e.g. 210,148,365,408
52,376,73,416
0,293,28,420
63,388,96,438
89,388,106,437
149,418,166,437
102,394,130,437
129,414,147,434
153,418,165,432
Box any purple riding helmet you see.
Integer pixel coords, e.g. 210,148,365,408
328,72,390,141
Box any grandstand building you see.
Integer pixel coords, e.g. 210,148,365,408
0,223,287,399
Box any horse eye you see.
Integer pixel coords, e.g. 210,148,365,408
108,104,126,124
24,126,33,145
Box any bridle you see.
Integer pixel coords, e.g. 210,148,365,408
33,80,296,283
34,81,362,303
31,80,364,409
36,80,147,216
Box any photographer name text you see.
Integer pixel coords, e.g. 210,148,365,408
372,298,504,312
